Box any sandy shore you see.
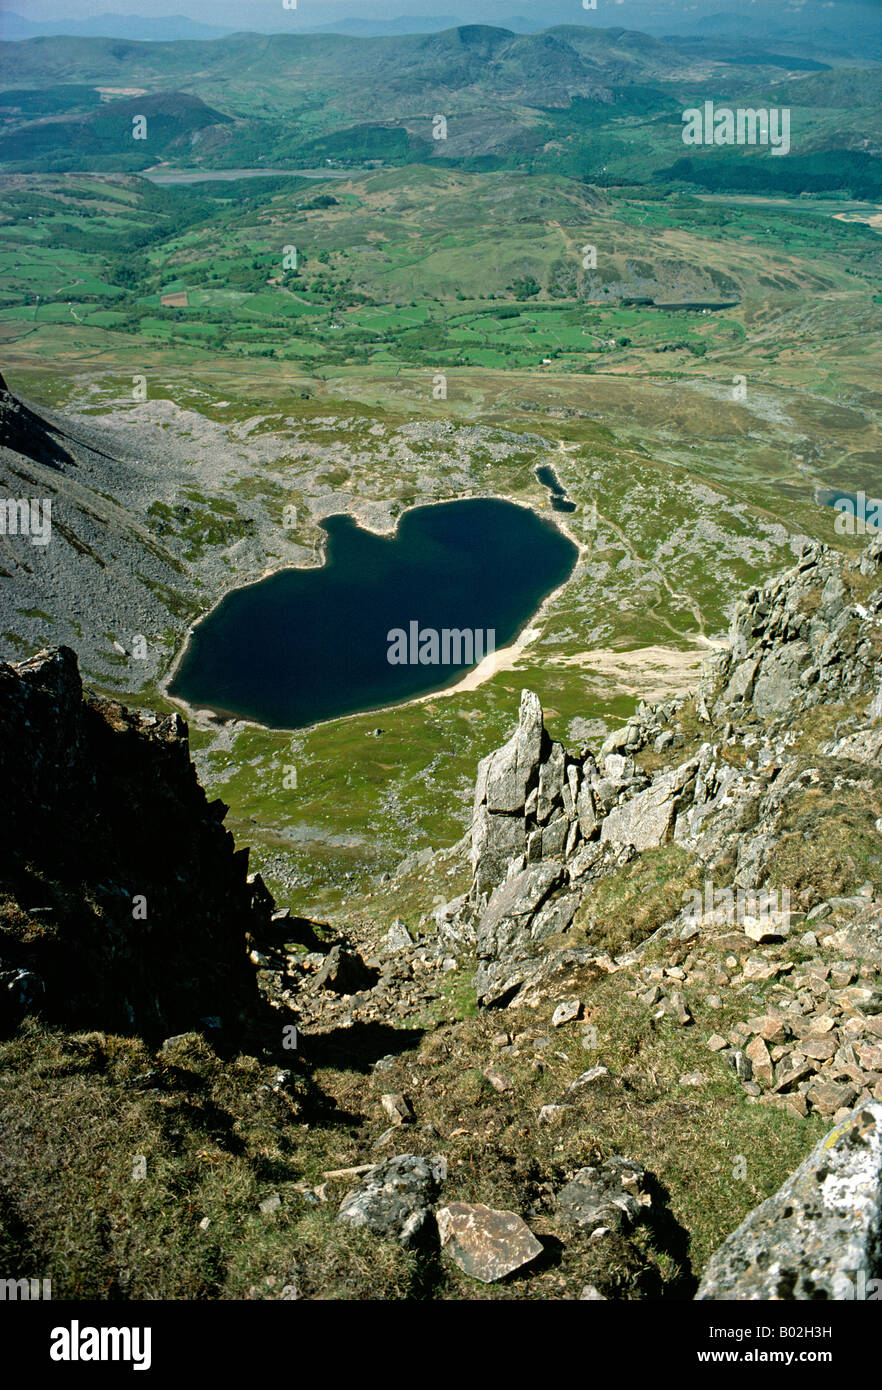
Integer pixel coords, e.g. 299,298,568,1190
419,636,728,707
413,623,542,704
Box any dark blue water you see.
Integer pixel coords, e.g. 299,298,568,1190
170,498,578,730
535,465,576,514
817,487,882,515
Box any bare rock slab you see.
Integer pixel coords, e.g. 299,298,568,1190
436,1202,543,1282
696,1102,882,1299
600,758,697,851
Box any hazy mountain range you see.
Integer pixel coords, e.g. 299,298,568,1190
2,1,880,52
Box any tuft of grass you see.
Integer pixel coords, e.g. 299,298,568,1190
764,773,882,906
573,845,702,958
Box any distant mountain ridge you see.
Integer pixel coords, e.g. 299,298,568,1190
0,23,747,91
0,12,238,42
2,4,878,54
0,21,877,182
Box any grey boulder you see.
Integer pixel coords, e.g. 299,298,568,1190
555,1158,653,1236
337,1153,447,1247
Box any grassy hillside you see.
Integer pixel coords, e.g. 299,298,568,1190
1,25,879,190
1,167,879,383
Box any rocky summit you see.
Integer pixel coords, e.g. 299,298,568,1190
4,535,882,1301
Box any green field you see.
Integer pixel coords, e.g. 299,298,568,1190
1,168,880,385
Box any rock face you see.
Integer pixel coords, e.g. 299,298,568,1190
600,760,698,852
436,1202,543,1282
482,688,546,815
464,537,882,1011
696,1103,882,1299
0,646,268,1040
337,1154,447,1247
467,690,778,1005
469,690,663,1004
708,541,882,725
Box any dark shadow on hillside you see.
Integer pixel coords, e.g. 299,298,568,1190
293,1021,425,1074
1,373,130,473
643,1171,696,1299
269,915,331,953
0,387,77,471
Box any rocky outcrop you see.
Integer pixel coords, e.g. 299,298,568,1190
707,541,882,725
312,944,378,995
0,646,269,1040
467,691,789,1004
462,535,882,1010
696,1103,882,1299
469,690,684,1003
600,758,698,851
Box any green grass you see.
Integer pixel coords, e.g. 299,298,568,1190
2,169,879,382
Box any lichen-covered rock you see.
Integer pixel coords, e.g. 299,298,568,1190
470,691,589,905
696,1103,882,1299
824,725,882,766
555,1158,653,1235
474,861,568,1006
337,1154,447,1247
471,805,527,900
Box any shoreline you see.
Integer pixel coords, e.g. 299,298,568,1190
161,484,585,736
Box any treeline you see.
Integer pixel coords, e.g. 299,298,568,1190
662,151,882,201
292,124,432,165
